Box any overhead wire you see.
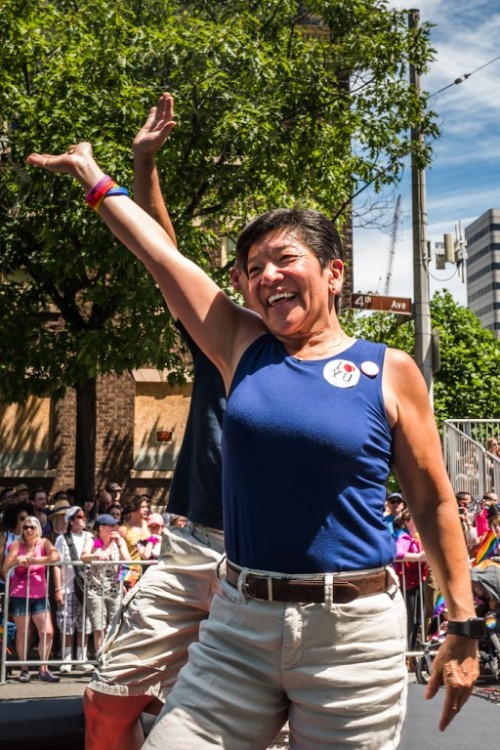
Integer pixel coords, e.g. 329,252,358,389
428,53,500,99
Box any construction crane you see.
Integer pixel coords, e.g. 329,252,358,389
383,194,402,295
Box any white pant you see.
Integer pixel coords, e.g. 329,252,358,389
144,567,408,749
89,523,224,700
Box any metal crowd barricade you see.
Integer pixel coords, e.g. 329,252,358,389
396,559,431,658
443,419,500,496
0,555,453,683
0,558,157,685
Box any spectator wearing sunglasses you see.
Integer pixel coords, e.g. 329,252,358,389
383,491,405,536
53,506,94,673
3,516,60,683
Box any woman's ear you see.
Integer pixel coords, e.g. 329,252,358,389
327,259,344,295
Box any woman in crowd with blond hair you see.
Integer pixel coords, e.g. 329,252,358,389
3,515,60,683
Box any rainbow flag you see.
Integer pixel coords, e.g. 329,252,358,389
473,530,499,566
0,622,15,654
433,593,446,617
118,563,141,587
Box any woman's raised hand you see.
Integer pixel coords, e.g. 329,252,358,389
27,142,103,190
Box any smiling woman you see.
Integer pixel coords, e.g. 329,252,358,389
240,212,348,358
26,138,480,746
2,515,60,683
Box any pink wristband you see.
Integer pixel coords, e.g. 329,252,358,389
85,175,116,210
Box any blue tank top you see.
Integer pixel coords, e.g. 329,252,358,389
223,335,396,573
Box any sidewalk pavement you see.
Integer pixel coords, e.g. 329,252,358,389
0,667,91,700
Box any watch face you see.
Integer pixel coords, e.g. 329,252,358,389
468,618,486,638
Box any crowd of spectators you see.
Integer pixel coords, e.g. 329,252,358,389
383,477,500,656
0,481,187,683
1,466,498,683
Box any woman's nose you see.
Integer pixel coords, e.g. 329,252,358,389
261,262,282,285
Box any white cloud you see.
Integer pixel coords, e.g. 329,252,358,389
351,2,500,312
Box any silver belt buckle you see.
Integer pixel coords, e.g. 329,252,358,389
243,571,275,602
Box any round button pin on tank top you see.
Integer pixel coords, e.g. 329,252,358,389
323,360,361,389
361,361,380,378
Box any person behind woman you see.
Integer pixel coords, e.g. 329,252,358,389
28,140,479,742
96,490,113,516
393,511,427,652
81,514,130,652
0,502,34,575
3,516,60,683
108,504,123,523
136,513,164,562
83,497,98,531
53,506,94,673
119,495,150,559
486,436,499,456
118,495,150,589
47,499,72,543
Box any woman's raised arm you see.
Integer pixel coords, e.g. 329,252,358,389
26,143,264,388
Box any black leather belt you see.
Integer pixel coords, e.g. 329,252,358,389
226,561,391,604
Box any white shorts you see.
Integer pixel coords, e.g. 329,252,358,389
144,566,408,749
56,591,92,635
89,523,224,701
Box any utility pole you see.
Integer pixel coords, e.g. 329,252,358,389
409,9,434,400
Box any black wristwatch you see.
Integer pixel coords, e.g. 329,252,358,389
447,618,486,638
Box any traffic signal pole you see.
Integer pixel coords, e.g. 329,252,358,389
409,9,434,402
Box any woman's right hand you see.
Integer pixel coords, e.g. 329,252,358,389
27,143,104,190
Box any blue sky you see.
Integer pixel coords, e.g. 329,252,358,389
353,0,500,306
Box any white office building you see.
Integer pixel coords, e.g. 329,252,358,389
464,209,500,338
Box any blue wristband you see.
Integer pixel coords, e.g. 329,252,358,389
104,186,129,198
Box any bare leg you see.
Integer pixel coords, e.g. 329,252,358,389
32,610,54,673
84,688,160,750
92,629,103,653
13,614,30,672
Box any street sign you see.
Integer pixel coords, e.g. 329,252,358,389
349,294,412,315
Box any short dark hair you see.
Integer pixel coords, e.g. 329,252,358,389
393,509,411,530
3,501,35,531
0,487,15,503
31,486,47,500
121,494,149,515
235,208,343,272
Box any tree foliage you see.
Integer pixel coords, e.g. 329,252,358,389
0,0,437,401
430,291,500,424
342,291,500,424
0,1,440,495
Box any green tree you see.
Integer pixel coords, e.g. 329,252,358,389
430,291,500,424
0,0,437,499
342,291,500,425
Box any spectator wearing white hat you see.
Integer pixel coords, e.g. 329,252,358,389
53,506,94,673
